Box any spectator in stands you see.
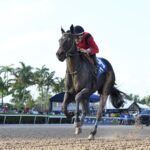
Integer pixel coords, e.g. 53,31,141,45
119,112,124,125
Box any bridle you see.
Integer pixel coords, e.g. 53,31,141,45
62,33,81,58
63,33,82,75
65,41,76,58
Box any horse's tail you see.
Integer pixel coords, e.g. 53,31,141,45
110,85,125,108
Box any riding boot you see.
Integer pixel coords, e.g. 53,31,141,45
91,55,98,75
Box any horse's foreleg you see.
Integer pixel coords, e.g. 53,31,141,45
74,94,82,135
74,88,90,135
74,100,82,135
62,101,69,117
74,102,87,135
62,92,74,118
88,94,108,140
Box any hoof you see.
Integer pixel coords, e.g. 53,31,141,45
88,134,95,140
75,127,82,135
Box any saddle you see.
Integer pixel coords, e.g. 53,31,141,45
84,54,95,65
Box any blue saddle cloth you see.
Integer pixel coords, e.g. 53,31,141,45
96,57,107,77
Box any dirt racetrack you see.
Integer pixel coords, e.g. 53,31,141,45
0,124,149,150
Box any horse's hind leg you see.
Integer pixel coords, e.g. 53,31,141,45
80,99,89,125
88,72,113,140
88,94,108,140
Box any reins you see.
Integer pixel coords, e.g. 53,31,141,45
65,41,76,57
65,40,81,57
64,34,82,75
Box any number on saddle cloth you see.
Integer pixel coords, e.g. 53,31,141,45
96,57,107,77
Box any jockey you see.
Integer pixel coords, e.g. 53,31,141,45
73,25,99,73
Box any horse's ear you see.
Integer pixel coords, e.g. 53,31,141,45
70,24,74,34
61,27,65,34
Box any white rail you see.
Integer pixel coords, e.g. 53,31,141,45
0,114,135,124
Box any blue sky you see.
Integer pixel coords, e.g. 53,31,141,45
0,0,150,98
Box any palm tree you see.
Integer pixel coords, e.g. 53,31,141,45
0,65,14,106
0,77,7,106
52,77,64,94
11,62,34,107
34,65,54,98
34,65,55,111
0,64,14,84
141,96,150,106
45,71,55,92
13,62,34,85
127,93,141,102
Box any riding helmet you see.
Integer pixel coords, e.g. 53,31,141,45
74,25,84,35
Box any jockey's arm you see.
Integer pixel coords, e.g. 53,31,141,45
87,37,99,55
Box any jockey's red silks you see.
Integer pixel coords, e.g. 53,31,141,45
76,32,99,55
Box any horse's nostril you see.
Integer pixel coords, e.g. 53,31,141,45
57,51,63,57
56,49,65,61
56,51,61,57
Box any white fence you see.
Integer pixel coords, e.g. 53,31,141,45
0,114,135,125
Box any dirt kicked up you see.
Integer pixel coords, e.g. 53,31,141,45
0,124,149,150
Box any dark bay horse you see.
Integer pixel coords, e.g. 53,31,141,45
56,25,125,140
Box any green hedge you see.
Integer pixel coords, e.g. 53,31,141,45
0,115,72,124
5,116,20,124
20,116,35,124
0,116,4,123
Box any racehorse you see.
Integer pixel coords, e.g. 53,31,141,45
56,25,125,140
